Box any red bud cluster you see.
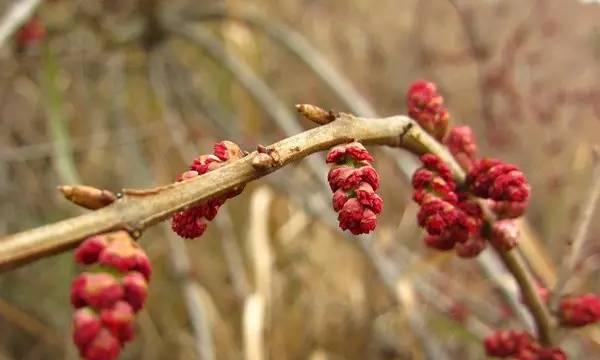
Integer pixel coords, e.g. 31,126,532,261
406,80,450,141
71,231,150,360
326,142,383,234
171,141,245,239
466,159,530,219
412,154,484,257
559,294,600,327
484,330,567,359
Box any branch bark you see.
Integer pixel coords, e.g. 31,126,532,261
0,111,415,271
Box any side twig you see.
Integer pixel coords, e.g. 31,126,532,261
550,147,600,309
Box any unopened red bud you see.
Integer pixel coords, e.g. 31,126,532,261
332,190,349,212
355,182,383,214
75,236,109,265
100,301,135,343
71,273,124,309
455,236,486,258
82,328,121,360
98,232,151,280
122,272,148,312
491,220,519,251
73,308,102,349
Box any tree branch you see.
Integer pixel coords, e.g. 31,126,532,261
0,111,415,271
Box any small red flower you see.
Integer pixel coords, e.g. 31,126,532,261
75,236,109,265
73,308,102,349
122,272,148,312
100,301,135,343
71,273,124,309
326,142,382,234
406,80,450,141
559,294,600,327
82,328,121,360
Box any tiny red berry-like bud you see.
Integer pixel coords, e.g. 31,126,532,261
100,301,135,343
332,190,349,212
326,142,374,164
355,182,383,214
98,233,152,280
559,294,600,327
73,308,102,349
406,80,450,141
491,220,519,251
424,234,455,251
445,126,478,170
75,236,109,265
71,273,124,309
83,328,121,360
455,236,486,258
122,272,148,312
484,330,532,358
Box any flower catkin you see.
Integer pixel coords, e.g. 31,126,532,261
406,80,450,141
71,231,150,360
559,294,600,327
412,154,484,257
171,141,245,239
466,158,530,219
326,142,382,235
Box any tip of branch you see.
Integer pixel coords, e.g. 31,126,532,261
295,104,336,125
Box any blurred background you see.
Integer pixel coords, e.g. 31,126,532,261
0,0,599,359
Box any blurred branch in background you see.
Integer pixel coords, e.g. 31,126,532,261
551,147,600,308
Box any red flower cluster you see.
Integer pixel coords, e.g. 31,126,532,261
559,294,600,327
484,330,567,359
445,126,478,171
326,142,383,234
16,17,46,51
171,141,245,239
71,231,150,360
406,80,450,141
412,154,484,257
466,158,530,219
